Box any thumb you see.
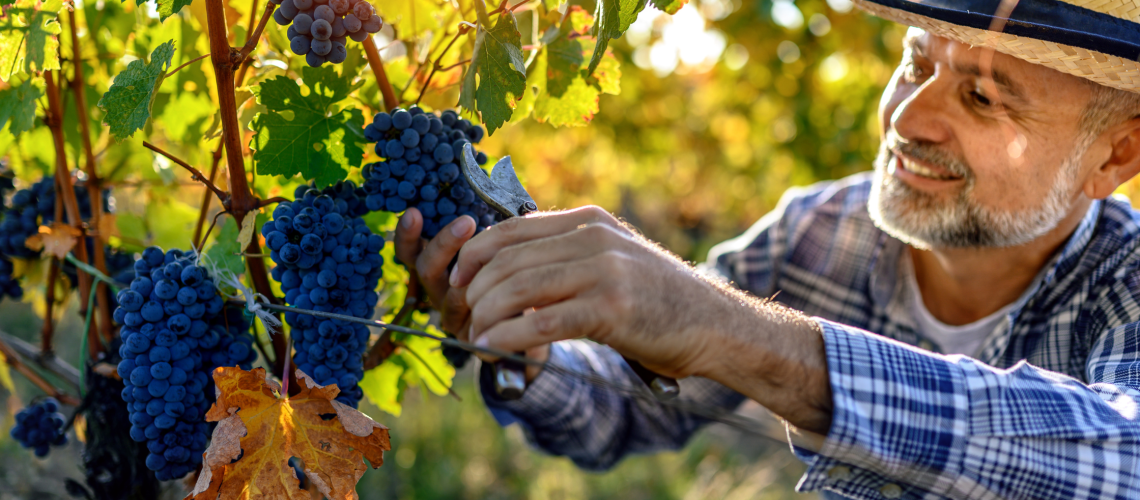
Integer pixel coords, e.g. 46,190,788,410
394,208,424,269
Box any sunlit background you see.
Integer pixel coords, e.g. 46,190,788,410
9,0,1099,496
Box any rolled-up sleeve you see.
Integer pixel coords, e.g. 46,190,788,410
796,318,1140,500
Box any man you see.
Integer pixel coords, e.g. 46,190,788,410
394,0,1140,497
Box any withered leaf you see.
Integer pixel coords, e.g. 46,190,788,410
186,367,391,500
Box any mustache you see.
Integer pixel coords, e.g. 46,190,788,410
883,135,971,179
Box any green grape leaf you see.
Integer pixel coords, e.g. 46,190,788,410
581,39,621,95
545,37,583,98
395,321,454,397
97,40,176,141
458,13,526,136
650,0,687,14
155,0,194,20
0,77,42,136
204,217,246,278
360,361,406,417
249,66,365,187
0,0,64,81
587,0,646,75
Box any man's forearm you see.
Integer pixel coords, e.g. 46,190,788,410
694,284,833,434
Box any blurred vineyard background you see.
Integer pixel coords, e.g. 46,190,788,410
0,0,1073,496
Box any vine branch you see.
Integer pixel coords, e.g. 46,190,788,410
0,337,81,406
237,1,276,63
44,70,101,359
204,0,290,390
69,9,115,346
142,141,230,203
416,26,470,105
363,37,398,111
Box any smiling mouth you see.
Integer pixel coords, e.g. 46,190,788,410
894,152,963,181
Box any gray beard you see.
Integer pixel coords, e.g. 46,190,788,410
867,138,1082,249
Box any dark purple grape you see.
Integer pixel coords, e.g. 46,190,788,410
348,30,369,42
330,0,350,15
331,17,346,37
306,51,327,67
273,9,290,25
314,4,335,22
291,35,312,55
352,1,372,20
328,42,348,63
294,0,313,9
311,38,333,56
311,19,333,40
362,15,381,33
293,13,314,33
343,13,361,32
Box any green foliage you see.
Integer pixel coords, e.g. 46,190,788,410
97,40,176,140
588,0,647,74
0,0,63,81
0,77,41,136
155,0,195,21
204,217,247,278
250,66,366,187
459,11,527,136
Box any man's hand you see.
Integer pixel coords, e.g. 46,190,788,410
394,208,476,336
451,206,727,379
451,206,834,433
393,208,550,380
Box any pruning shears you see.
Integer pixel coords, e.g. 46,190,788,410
460,143,681,401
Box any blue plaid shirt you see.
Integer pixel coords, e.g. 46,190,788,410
479,172,1140,499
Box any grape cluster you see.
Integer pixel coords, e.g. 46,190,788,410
361,107,503,238
0,176,108,258
115,247,257,480
10,398,69,457
265,182,383,407
0,256,20,301
271,0,383,67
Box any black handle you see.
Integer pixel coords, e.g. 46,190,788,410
623,356,680,400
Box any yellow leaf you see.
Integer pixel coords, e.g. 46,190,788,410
187,367,391,500
237,214,257,251
28,223,82,259
97,214,121,244
0,351,15,393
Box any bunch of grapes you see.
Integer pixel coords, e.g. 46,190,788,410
0,256,21,301
271,0,383,67
10,398,69,457
114,247,257,480
264,182,384,407
361,107,503,238
0,176,108,258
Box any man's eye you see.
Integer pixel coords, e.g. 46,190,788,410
969,90,992,108
902,60,927,83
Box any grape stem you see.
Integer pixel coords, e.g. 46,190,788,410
0,330,81,388
363,37,399,111
193,141,225,249
40,258,60,355
164,53,211,78
236,1,277,63
256,196,290,209
395,340,463,401
415,26,471,105
44,71,103,358
0,337,81,406
437,58,471,72
142,141,230,203
68,9,116,347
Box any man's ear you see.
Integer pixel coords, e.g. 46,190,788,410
1084,116,1140,200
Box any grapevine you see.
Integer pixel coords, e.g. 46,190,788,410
0,0,668,492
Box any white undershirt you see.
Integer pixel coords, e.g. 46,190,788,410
903,254,1037,357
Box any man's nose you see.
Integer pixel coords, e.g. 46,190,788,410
890,70,955,146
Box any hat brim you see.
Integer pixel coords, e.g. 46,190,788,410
854,0,1140,93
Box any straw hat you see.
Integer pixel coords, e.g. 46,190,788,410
852,0,1140,93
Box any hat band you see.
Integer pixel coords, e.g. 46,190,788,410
872,0,1140,62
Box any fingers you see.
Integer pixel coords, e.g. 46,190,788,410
464,223,632,304
472,298,606,354
394,208,424,269
468,259,601,336
415,215,476,292
450,206,623,288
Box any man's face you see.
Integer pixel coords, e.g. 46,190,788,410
869,29,1096,249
